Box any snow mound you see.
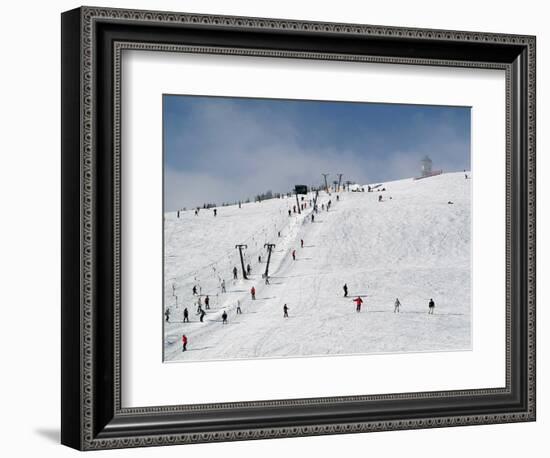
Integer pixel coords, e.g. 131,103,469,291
164,172,471,362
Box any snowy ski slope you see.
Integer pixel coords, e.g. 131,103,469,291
164,172,471,362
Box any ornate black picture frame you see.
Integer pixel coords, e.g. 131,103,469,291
61,6,536,450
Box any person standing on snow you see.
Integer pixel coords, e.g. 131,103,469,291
199,309,206,322
204,295,210,310
353,296,364,312
292,249,296,261
428,298,435,314
283,304,289,318
311,214,315,223
258,255,262,263
236,300,242,314
182,334,188,352
222,311,228,324
394,298,401,313
247,264,251,276
183,307,189,323
192,285,197,295
301,239,304,248
213,208,217,216
343,283,348,297
233,266,238,280
251,286,256,300
165,308,171,322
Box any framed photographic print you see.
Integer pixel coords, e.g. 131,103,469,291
61,6,536,450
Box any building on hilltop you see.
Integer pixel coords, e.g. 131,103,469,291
415,155,443,180
421,156,433,177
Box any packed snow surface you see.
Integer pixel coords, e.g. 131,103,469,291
164,172,471,362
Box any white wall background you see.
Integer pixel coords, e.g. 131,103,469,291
0,0,546,456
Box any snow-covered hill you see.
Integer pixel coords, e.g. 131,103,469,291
164,172,471,362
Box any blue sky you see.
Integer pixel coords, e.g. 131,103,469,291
163,95,470,211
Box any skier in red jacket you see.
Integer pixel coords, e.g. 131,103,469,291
251,286,256,300
353,296,364,312
182,334,188,352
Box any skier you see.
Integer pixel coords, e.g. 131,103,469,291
283,304,289,318
192,285,197,295
236,300,242,314
278,231,281,237
222,311,228,324
258,255,262,263
428,298,435,314
221,279,226,293
164,308,170,322
247,264,252,276
233,266,238,280
288,209,292,217
394,298,401,313
301,239,304,248
183,307,189,323
293,205,296,213
311,214,315,223
353,296,363,312
343,283,348,297
336,195,339,201
204,295,210,310
194,209,198,216
196,303,203,315
292,249,296,261
182,334,188,352
199,308,206,323
177,210,180,218
378,195,383,202
213,208,217,216
251,286,256,300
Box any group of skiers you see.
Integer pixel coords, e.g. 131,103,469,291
342,283,436,314
175,191,343,353
232,264,253,280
